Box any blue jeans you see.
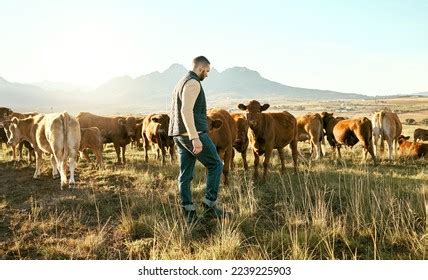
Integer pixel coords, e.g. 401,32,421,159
173,132,223,211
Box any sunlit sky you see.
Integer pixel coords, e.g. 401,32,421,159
1,0,427,95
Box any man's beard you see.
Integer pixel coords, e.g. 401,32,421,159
198,71,206,81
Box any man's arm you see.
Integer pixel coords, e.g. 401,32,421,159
181,79,201,140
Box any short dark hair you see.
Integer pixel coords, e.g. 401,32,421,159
193,56,210,66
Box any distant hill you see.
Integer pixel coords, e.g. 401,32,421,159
1,64,426,114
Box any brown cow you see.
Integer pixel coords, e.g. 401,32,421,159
321,112,345,150
131,116,145,148
322,112,377,164
79,127,104,168
372,111,402,160
397,135,427,158
296,113,324,160
414,128,428,142
7,113,81,188
1,112,38,162
142,113,175,165
238,100,298,180
76,112,137,164
207,109,237,185
230,113,249,170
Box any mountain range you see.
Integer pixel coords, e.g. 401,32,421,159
1,64,426,114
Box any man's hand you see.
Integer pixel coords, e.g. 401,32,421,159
192,138,203,154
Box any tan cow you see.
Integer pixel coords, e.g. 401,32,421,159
79,127,104,169
322,112,377,164
6,112,81,188
296,113,324,160
372,111,402,159
230,113,249,170
142,113,175,165
397,135,427,159
414,128,428,142
238,100,298,180
1,112,38,162
76,112,137,164
207,109,237,185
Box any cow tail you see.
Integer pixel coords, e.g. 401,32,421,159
62,112,69,162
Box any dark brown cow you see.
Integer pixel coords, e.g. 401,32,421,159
0,107,13,123
79,127,104,168
238,100,298,180
321,112,377,164
230,113,249,170
321,112,345,150
131,117,145,148
397,135,427,158
76,112,137,164
296,113,324,160
207,109,237,185
142,113,175,165
414,128,428,142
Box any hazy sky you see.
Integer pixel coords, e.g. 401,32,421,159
1,0,427,95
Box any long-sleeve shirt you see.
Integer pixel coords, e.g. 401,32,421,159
180,79,201,139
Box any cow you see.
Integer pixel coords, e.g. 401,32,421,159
296,113,324,160
321,112,345,150
6,112,81,188
76,112,137,164
372,111,402,160
79,127,104,169
1,112,38,162
0,107,13,123
131,116,145,149
207,109,237,185
414,128,428,142
321,112,377,164
238,100,298,180
142,113,175,165
230,113,249,170
397,135,427,159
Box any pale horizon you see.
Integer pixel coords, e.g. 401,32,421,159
1,0,428,96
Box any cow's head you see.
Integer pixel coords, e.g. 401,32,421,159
150,114,170,136
5,118,22,146
321,112,334,130
232,114,249,152
238,100,270,129
118,116,137,137
0,107,13,124
397,135,411,146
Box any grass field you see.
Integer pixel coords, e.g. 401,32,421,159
0,100,427,260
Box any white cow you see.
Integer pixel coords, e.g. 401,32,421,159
6,112,81,188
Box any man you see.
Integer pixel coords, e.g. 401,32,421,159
168,56,226,223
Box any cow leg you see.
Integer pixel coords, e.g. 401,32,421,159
161,146,166,166
262,149,273,181
230,149,235,170
33,150,43,179
290,139,298,173
95,147,104,169
11,144,17,161
278,148,286,173
113,144,122,164
253,150,260,179
121,145,126,164
223,147,233,185
68,148,78,187
169,144,175,164
143,135,149,162
17,142,24,161
50,154,60,179
387,139,393,160
242,149,249,171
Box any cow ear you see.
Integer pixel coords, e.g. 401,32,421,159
238,104,247,111
404,136,410,140
118,118,126,126
261,104,270,111
11,117,19,125
151,117,159,123
212,119,223,129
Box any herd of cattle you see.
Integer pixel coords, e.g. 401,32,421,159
0,101,427,188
